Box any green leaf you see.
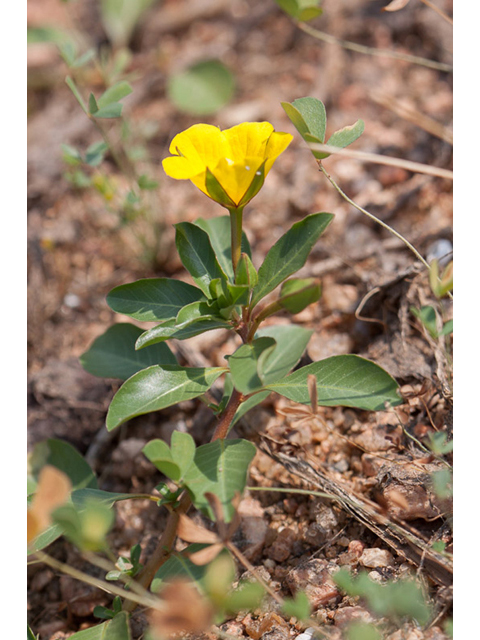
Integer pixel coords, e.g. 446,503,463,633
176,300,220,325
141,439,181,482
334,569,431,626
100,0,157,47
411,305,439,338
256,324,313,384
88,92,99,114
231,391,271,428
52,499,115,552
278,277,322,314
175,222,228,296
228,338,277,395
85,141,109,166
97,81,133,108
151,545,209,593
167,59,235,116
93,102,123,118
137,174,159,190
107,278,206,322
441,319,453,335
106,365,226,430
275,0,323,21
346,622,382,640
61,143,83,165
282,97,327,143
135,316,232,349
267,355,402,411
194,216,252,282
71,48,96,68
80,323,177,380
71,488,150,509
431,468,452,499
183,439,256,521
29,438,97,491
325,119,365,153
251,212,334,308
27,520,65,555
281,591,311,620
223,579,265,614
67,611,131,639
143,432,196,483
27,625,38,640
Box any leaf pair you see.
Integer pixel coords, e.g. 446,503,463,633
282,96,364,159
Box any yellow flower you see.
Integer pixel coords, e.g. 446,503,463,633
162,122,293,208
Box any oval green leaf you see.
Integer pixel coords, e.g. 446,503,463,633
106,365,226,431
80,323,177,380
266,355,402,411
107,278,205,322
251,212,334,308
183,439,257,521
167,60,235,116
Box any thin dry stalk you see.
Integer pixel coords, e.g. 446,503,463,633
296,21,452,73
419,0,453,26
310,144,453,180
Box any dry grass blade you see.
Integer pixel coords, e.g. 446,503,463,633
310,144,453,180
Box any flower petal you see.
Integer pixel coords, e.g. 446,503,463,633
169,124,230,169
264,131,293,174
162,155,203,180
223,122,274,164
212,156,263,205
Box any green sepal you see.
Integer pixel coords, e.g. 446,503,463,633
205,167,237,207
237,160,266,207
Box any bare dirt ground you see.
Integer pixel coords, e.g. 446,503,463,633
27,1,453,638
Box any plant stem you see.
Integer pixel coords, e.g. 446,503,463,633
419,0,453,26
123,491,192,613
34,549,160,610
229,207,244,276
124,388,244,612
211,388,244,441
246,300,283,343
318,163,431,270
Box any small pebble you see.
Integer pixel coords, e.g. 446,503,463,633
359,548,394,568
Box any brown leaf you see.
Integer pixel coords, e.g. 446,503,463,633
382,0,411,11
28,465,72,543
150,579,214,638
188,542,224,566
177,514,220,544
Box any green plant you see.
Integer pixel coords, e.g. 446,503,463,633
28,115,405,638
334,568,432,628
